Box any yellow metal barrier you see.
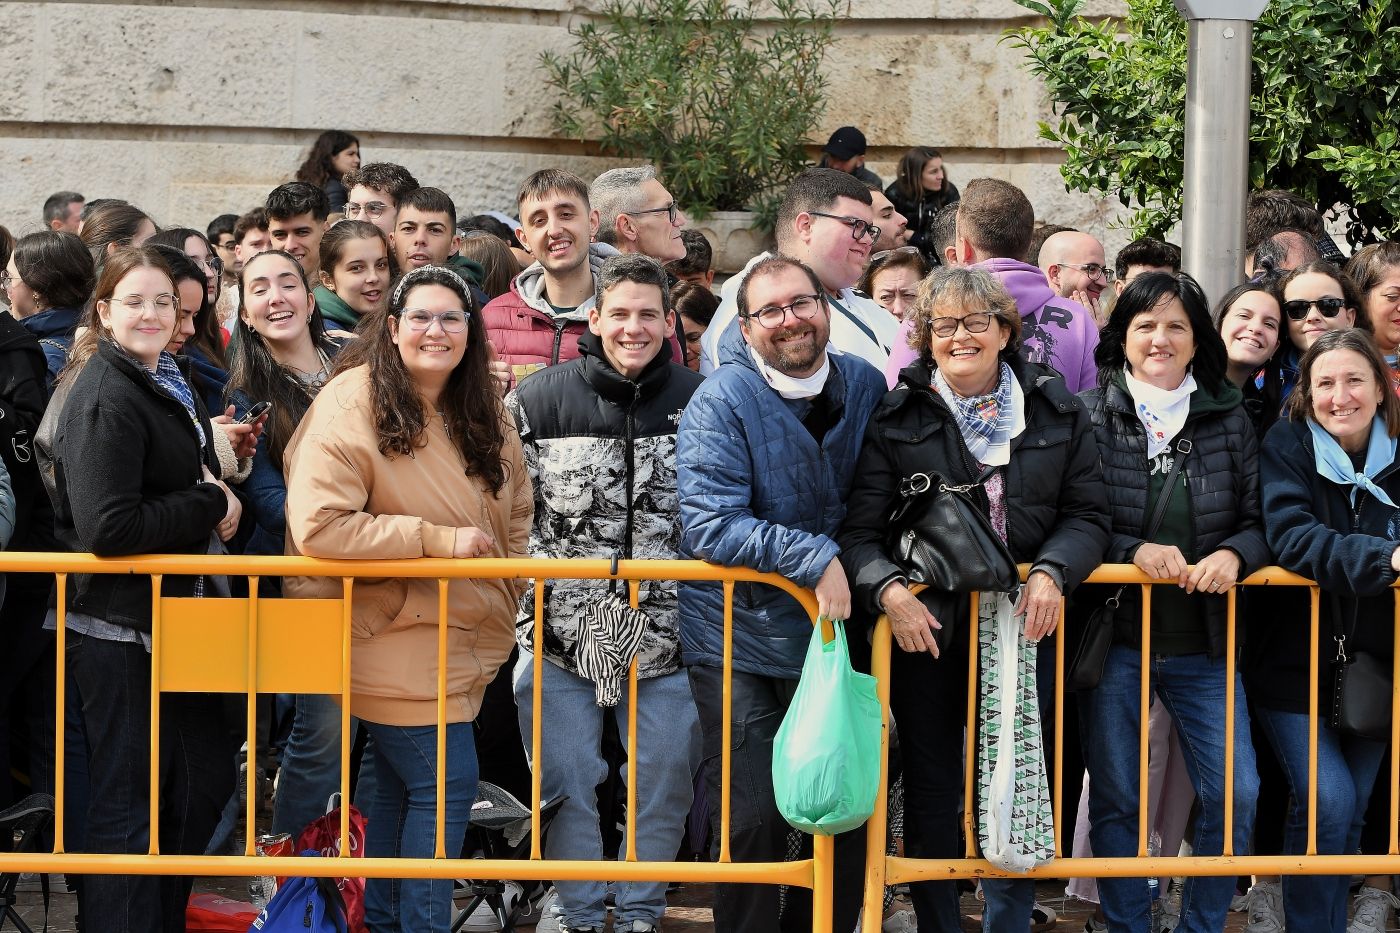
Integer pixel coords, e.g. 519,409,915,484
859,564,1400,932
0,553,832,932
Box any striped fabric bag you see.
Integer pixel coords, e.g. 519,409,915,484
575,585,650,707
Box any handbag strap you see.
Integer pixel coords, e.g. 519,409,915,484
1143,428,1195,541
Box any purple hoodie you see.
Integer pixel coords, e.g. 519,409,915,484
885,257,1100,393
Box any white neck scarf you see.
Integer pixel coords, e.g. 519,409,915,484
748,345,831,400
1123,365,1196,460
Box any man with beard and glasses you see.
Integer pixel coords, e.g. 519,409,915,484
676,254,886,933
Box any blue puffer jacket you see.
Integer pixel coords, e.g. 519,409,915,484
677,326,887,678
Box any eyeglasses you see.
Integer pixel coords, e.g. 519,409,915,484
103,294,179,315
929,310,997,338
809,211,881,244
195,255,224,276
1064,262,1115,282
1282,297,1347,321
744,293,825,329
870,246,923,265
399,308,470,333
346,201,390,221
0,272,11,290
625,202,680,225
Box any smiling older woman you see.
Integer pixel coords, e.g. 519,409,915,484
1078,271,1269,933
1257,328,1400,933
839,266,1109,933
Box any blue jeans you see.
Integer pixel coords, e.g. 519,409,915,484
1080,646,1258,933
514,654,699,929
361,720,477,933
271,694,378,836
1254,706,1387,933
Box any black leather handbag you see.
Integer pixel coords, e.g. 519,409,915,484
886,471,1019,595
1066,431,1194,693
1331,598,1393,740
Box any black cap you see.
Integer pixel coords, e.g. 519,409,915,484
824,126,867,160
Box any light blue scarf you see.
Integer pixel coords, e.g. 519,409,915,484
1308,415,1397,509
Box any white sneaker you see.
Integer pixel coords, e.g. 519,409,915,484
532,887,563,933
457,880,524,932
881,908,916,933
1349,885,1400,933
1241,880,1286,933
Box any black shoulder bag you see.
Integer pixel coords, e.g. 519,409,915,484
887,470,1020,595
1330,598,1393,740
1066,430,1194,693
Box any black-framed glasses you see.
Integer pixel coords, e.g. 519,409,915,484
929,310,996,338
809,211,881,244
625,202,680,225
1064,262,1114,282
399,308,471,333
1282,297,1347,320
745,293,825,329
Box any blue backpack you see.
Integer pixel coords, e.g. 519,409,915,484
248,851,348,933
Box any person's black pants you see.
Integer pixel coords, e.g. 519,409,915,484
69,632,237,933
688,664,866,933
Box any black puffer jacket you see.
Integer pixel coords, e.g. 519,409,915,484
1079,374,1271,655
839,357,1110,621
52,341,227,632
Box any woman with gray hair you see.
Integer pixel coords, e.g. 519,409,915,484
839,266,1110,932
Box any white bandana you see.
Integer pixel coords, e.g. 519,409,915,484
748,345,831,400
1123,365,1196,460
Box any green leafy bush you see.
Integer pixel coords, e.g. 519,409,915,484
541,0,844,224
1008,0,1400,245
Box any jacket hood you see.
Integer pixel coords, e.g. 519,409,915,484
447,253,486,290
0,310,46,357
313,284,359,331
974,258,1057,317
577,328,676,406
512,243,620,320
19,305,82,342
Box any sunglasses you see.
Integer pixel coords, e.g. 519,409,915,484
1282,297,1347,321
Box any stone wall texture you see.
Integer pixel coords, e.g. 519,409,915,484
0,0,1131,257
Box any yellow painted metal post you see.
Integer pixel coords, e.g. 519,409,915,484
148,574,163,855
720,579,734,863
530,579,545,860
245,578,260,856
341,578,354,854
1223,586,1236,856
1138,584,1152,858
435,578,449,859
811,833,834,933
625,578,640,864
54,574,67,853
861,611,893,932
1308,586,1320,855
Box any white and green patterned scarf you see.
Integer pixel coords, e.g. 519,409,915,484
976,592,1054,870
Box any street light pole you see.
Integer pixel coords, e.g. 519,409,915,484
1173,0,1268,306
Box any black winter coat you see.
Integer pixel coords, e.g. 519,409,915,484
838,358,1111,625
884,180,961,262
52,341,227,632
1079,375,1270,656
0,313,50,549
1250,417,1400,714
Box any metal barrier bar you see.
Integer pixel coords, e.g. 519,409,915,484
245,578,260,857
625,578,640,864
53,573,67,854
435,576,449,859
1223,586,1237,857
1137,582,1152,859
860,606,894,932
149,573,163,856
720,578,734,864
1308,585,1320,855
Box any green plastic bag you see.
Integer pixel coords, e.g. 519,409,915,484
772,619,882,835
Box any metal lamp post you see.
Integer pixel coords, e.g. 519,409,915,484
1173,0,1269,306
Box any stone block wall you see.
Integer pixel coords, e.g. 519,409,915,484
0,0,1130,255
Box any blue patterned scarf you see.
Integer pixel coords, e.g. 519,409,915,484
933,361,1015,466
151,351,205,449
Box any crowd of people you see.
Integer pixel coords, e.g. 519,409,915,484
0,125,1397,933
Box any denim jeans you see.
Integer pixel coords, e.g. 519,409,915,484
271,694,378,837
69,632,236,933
1254,706,1386,932
514,653,699,929
361,720,477,933
687,664,868,933
1080,645,1259,933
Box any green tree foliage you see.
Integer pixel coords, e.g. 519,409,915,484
1008,0,1400,245
541,0,844,223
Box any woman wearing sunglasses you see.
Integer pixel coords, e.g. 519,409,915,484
1277,261,1370,401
